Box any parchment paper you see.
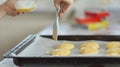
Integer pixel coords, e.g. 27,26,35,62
18,35,120,57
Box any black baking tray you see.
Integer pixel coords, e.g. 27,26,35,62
4,35,120,66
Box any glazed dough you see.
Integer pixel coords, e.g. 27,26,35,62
50,49,71,56
105,42,120,49
80,41,99,49
80,47,99,54
56,42,75,50
106,48,120,56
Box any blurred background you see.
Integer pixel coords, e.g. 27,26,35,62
0,0,120,61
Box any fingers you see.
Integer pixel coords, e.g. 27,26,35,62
54,1,59,10
54,0,61,10
3,0,24,17
17,12,25,15
54,0,73,16
9,5,17,16
7,6,24,16
59,1,70,16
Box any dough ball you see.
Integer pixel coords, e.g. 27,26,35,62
80,47,99,54
105,42,120,49
80,41,99,49
56,42,75,50
106,48,120,56
51,49,71,56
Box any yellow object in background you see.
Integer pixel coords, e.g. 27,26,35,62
88,20,109,31
16,6,35,13
14,0,37,13
101,20,109,28
88,23,98,30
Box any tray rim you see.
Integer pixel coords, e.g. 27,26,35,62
3,34,36,58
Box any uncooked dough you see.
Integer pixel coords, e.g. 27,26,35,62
80,47,99,54
51,49,71,56
56,42,75,50
106,48,120,56
80,41,99,49
105,42,120,49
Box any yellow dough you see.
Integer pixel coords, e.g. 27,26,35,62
105,42,120,49
51,49,71,56
106,48,120,56
56,42,75,50
80,47,99,54
80,41,99,49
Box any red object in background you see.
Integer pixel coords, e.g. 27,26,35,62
76,17,101,24
75,10,110,25
85,11,110,18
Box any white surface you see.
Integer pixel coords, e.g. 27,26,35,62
14,0,36,9
39,23,120,35
0,59,17,67
17,35,119,57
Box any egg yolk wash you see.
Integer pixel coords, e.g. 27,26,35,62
14,0,37,13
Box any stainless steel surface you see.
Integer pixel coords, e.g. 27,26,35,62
52,6,60,40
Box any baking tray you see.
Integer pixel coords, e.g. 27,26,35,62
4,35,120,66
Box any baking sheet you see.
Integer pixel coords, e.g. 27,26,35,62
17,35,120,57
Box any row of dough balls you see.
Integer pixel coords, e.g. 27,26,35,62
80,41,120,55
50,41,120,56
79,41,99,54
50,42,74,56
105,42,120,56
51,41,100,56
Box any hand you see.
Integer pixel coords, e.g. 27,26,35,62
54,0,74,16
0,0,24,17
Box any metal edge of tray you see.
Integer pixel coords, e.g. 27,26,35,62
40,35,120,41
13,57,120,65
3,34,36,58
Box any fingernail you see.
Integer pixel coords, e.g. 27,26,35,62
60,13,63,16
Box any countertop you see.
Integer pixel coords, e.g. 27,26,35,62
0,23,120,67
0,8,120,67
39,23,120,35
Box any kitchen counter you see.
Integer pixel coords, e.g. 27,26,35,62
39,23,120,35
1,8,120,67
0,23,120,67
